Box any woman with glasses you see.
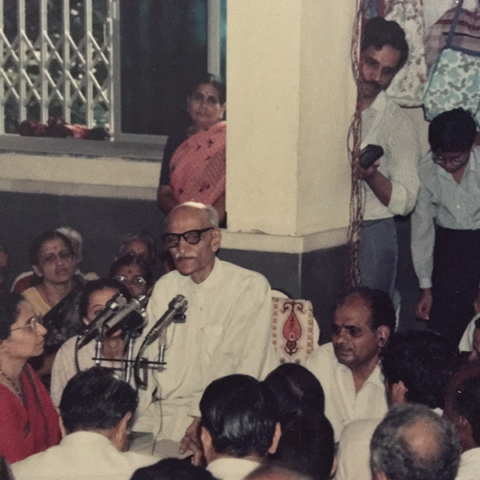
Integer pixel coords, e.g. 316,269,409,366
0,292,61,463
109,253,153,298
50,278,135,408
157,74,227,225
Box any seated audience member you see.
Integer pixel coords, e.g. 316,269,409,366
199,374,281,479
12,227,97,294
269,412,334,480
412,108,480,344
306,287,395,440
443,363,480,480
50,278,135,407
459,317,480,362
246,464,313,480
370,404,461,480
131,458,216,480
263,363,325,416
23,231,86,378
157,75,227,224
335,330,459,480
117,233,157,267
0,454,14,480
135,202,272,448
0,292,60,463
12,367,156,480
109,253,153,298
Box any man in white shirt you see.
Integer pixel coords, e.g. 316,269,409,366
12,367,156,480
357,17,420,298
306,287,395,441
335,330,459,480
371,404,461,480
134,202,272,451
412,108,480,344
200,374,281,480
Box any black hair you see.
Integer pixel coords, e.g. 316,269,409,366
337,287,396,333
131,458,216,480
476,318,480,329
200,374,278,458
0,292,24,340
263,363,325,416
454,376,480,445
28,230,75,266
380,330,459,409
188,73,226,105
361,17,409,70
78,278,132,320
270,412,334,480
429,108,477,153
60,367,138,433
108,253,153,290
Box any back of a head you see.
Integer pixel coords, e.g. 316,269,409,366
246,463,313,480
429,108,477,153
270,412,334,480
338,287,396,332
380,330,460,409
371,403,461,480
200,374,278,458
130,458,215,480
60,367,138,434
263,363,325,416
361,17,409,70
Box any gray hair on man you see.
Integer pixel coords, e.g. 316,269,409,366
370,403,461,480
169,202,219,228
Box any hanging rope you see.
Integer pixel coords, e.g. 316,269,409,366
346,0,365,290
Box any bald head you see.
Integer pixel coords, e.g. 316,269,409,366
371,404,461,480
163,202,221,284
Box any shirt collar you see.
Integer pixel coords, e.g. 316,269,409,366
368,90,388,114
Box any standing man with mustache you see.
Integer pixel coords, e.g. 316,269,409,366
306,288,395,441
356,17,420,299
133,202,273,458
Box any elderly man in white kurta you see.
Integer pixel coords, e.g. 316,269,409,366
306,288,395,441
134,202,272,451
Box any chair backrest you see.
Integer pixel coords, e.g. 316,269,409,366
270,297,320,366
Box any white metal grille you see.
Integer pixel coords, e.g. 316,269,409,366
0,0,113,134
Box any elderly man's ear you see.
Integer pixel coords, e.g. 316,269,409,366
210,228,222,253
376,325,390,348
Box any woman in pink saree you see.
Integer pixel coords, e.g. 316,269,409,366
157,75,226,224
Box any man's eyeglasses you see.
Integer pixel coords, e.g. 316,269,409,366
11,316,43,333
432,151,469,166
114,275,147,288
190,91,221,106
162,228,214,248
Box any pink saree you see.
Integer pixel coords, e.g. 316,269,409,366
170,121,226,206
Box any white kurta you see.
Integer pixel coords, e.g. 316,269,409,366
306,343,387,441
134,258,272,442
207,458,260,480
11,431,157,480
456,447,480,480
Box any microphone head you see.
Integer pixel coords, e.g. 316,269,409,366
170,295,188,314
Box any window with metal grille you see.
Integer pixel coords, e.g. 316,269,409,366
0,0,226,145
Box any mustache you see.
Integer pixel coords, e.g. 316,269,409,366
364,80,382,91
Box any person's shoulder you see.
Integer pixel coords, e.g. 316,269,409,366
340,417,381,442
306,343,336,370
218,260,269,286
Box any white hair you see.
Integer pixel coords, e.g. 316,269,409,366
169,202,219,228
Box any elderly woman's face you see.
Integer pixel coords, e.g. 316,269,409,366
187,84,225,130
33,238,76,285
113,264,147,298
2,301,46,360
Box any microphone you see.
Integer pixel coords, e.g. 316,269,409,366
77,293,127,349
103,295,148,336
142,295,188,349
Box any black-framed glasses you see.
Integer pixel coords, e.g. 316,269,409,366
162,227,214,248
432,151,469,166
114,275,147,288
11,316,43,333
